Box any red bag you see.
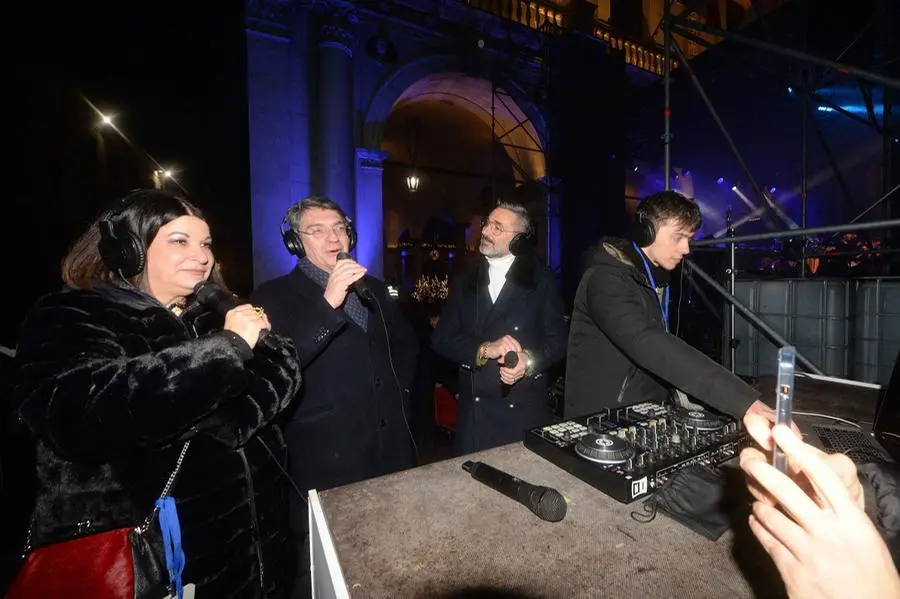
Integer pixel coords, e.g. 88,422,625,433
5,442,189,599
4,526,167,599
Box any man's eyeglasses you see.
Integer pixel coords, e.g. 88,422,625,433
300,224,349,239
481,217,524,236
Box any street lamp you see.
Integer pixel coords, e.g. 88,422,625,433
152,168,176,189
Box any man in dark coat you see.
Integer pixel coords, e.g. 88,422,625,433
250,196,417,599
432,200,568,455
565,190,775,430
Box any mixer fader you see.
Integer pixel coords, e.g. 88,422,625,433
524,402,748,503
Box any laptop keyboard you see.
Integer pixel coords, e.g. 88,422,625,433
814,426,893,464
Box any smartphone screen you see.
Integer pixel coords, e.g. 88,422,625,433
773,345,797,472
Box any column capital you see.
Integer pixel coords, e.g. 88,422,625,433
356,148,389,169
316,0,359,53
246,0,295,34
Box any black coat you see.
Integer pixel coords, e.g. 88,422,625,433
565,238,759,419
9,282,302,598
250,268,418,496
431,253,568,455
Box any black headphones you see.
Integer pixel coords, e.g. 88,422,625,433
632,208,656,247
508,221,537,257
484,215,537,257
281,212,357,259
98,190,149,278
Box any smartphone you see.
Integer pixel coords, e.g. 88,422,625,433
773,345,797,472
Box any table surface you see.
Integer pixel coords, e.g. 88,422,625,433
320,444,783,599
319,376,879,598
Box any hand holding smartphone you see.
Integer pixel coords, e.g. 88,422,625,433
773,345,797,472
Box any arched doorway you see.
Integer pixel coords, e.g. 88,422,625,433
358,54,552,284
374,71,547,291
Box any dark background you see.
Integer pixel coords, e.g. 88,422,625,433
7,0,252,347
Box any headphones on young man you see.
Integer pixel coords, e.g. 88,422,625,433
281,211,357,259
631,208,656,248
98,190,151,278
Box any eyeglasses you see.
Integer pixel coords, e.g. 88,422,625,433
481,217,525,236
300,224,349,239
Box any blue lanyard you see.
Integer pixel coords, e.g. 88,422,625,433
632,242,670,332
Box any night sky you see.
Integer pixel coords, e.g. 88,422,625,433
8,1,252,346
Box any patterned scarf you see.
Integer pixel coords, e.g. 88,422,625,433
297,257,369,331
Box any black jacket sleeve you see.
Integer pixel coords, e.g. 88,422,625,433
195,332,303,448
584,263,759,418
12,300,254,460
431,278,480,368
859,462,900,564
251,285,349,368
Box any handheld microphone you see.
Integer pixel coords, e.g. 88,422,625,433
336,251,375,304
461,460,567,522
193,281,271,344
500,351,518,396
502,351,519,368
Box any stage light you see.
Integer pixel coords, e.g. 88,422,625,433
787,87,793,94
731,185,738,192
716,177,725,185
406,174,420,192
769,187,777,194
633,166,640,173
100,114,114,126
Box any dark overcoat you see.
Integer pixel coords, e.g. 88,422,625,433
431,253,568,455
250,268,418,499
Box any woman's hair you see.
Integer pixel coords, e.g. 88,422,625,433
62,189,229,293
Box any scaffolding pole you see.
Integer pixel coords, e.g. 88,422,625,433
684,259,825,375
663,0,672,190
670,15,900,90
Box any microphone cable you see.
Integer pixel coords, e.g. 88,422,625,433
371,293,420,461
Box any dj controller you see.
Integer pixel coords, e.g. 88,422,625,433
524,402,749,503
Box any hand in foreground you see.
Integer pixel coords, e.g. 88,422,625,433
742,399,802,451
741,425,900,599
324,258,366,308
740,435,863,511
482,335,522,360
224,304,271,349
499,351,527,386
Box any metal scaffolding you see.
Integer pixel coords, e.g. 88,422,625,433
657,0,899,373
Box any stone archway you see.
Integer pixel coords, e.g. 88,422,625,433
356,53,551,278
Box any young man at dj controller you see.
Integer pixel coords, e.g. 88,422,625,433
564,190,777,440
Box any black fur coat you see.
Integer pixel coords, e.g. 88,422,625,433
9,281,302,598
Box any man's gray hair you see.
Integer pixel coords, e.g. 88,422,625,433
284,196,348,231
495,199,531,232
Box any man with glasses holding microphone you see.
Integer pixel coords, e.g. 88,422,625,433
251,196,418,599
432,200,568,456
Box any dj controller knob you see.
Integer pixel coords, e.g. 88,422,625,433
625,457,634,471
670,433,681,445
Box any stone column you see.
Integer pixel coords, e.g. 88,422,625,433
355,148,389,278
540,176,563,277
316,12,355,218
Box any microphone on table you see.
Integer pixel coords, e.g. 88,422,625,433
500,351,518,397
336,251,375,304
193,281,271,345
461,460,567,522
